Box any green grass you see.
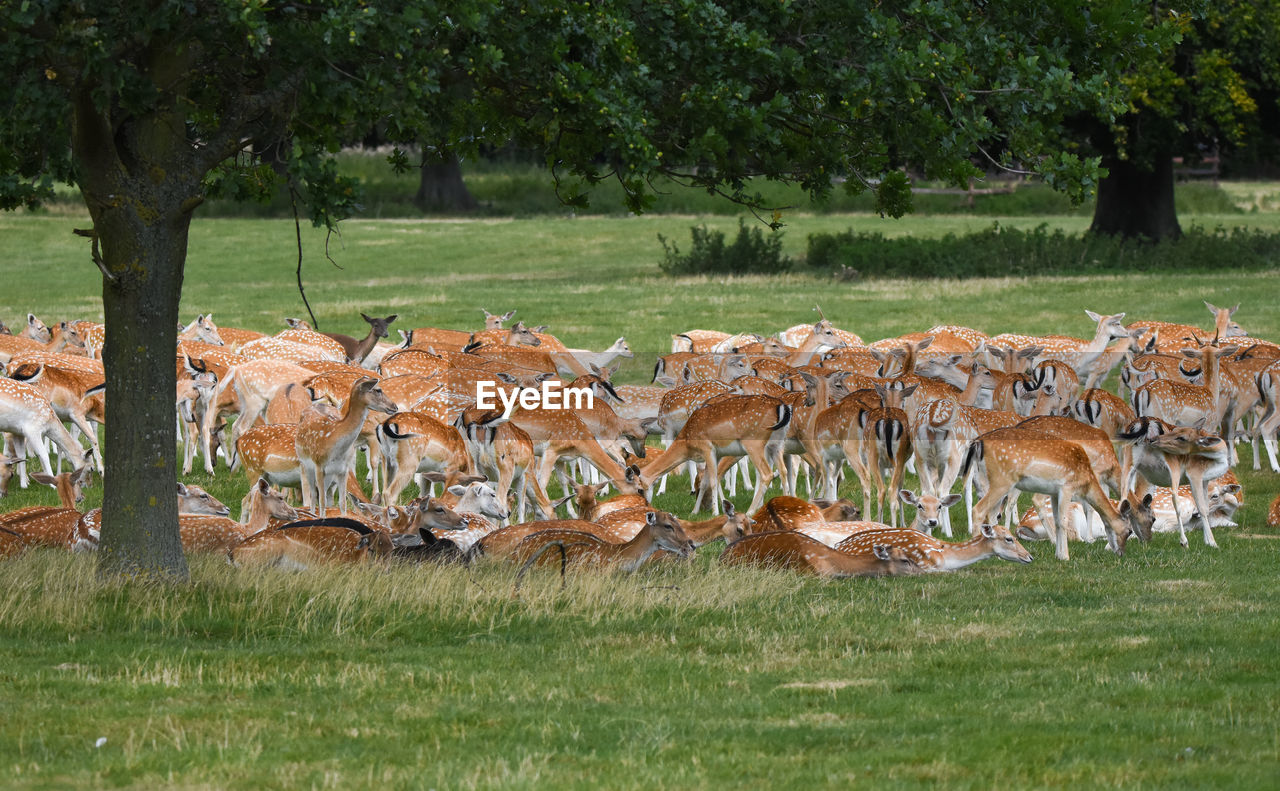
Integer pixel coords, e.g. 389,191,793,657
1,208,1279,788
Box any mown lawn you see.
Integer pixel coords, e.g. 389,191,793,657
1,209,1279,788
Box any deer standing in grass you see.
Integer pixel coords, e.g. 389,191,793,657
963,427,1155,560
1119,417,1231,548
295,376,397,516
638,395,792,515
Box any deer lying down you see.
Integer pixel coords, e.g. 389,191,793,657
835,523,1032,572
230,518,394,569
720,531,922,578
0,524,25,558
510,511,695,572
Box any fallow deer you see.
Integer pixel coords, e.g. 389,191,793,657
295,377,397,516
835,522,1032,571
719,531,922,578
963,427,1155,560
510,510,694,572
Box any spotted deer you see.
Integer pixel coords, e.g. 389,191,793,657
0,378,87,488
230,518,395,569
638,395,792,515
719,531,922,578
962,427,1156,560
510,510,695,572
295,377,397,516
835,522,1032,571
1119,418,1232,548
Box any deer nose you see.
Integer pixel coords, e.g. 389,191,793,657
926,519,938,527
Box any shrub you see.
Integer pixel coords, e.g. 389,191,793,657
658,219,793,275
804,223,1280,279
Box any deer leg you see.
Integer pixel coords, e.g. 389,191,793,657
1186,468,1218,549
743,441,774,516
1161,459,1189,548
1051,488,1071,561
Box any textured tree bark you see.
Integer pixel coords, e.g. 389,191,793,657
95,207,191,581
1090,154,1182,241
71,81,200,582
414,152,477,212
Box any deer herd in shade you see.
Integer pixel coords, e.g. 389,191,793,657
0,299,1278,578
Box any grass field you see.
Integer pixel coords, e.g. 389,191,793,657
1,206,1279,788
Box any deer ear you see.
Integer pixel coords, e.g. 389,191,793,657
257,477,270,493
941,494,962,507
1222,484,1241,495
446,485,467,497
872,544,891,561
897,489,917,506
30,472,56,487
176,482,189,495
645,511,657,526
1085,309,1102,322
356,535,372,550
724,501,735,517
980,523,997,539
1142,493,1154,506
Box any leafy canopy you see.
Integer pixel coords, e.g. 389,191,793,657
1,0,1175,222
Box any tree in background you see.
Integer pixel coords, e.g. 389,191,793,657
0,1,1164,580
1084,1,1280,239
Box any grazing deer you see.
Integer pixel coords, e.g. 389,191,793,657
8,362,105,472
1119,418,1231,548
295,377,397,516
720,531,922,578
510,510,695,572
457,409,554,521
639,395,791,515
0,378,87,488
835,522,1032,571
963,427,1155,560
376,411,475,504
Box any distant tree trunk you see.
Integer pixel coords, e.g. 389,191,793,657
414,152,477,212
71,83,199,582
1090,154,1182,241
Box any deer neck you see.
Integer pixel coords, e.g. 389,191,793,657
352,328,381,363
616,530,663,571
938,535,992,570
55,477,76,509
958,372,989,406
681,515,728,545
245,496,278,532
1083,322,1118,355
1202,352,1225,410
830,551,886,578
331,395,372,447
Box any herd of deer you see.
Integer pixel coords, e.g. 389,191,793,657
0,300,1277,579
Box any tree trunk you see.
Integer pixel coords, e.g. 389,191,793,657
71,83,200,582
414,152,477,212
1090,154,1182,241
95,207,191,581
